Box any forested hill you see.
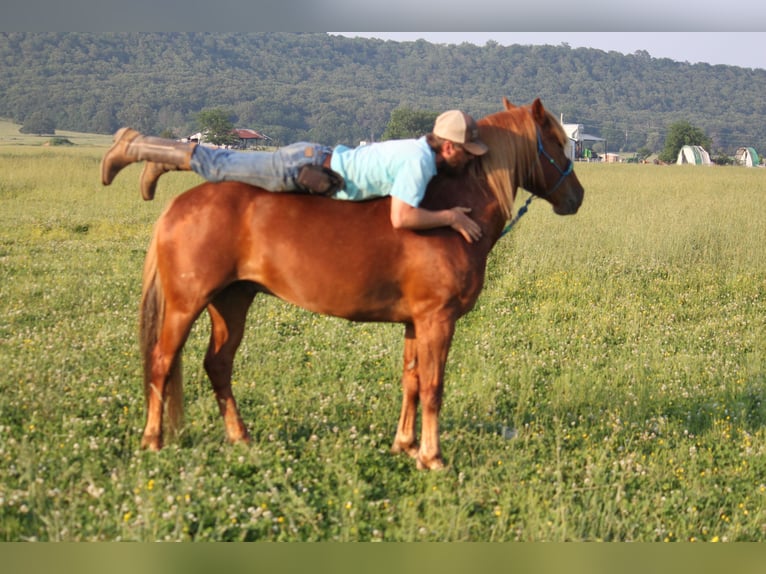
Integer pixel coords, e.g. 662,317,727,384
2,32,765,154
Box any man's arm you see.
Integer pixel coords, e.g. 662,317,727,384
389,196,482,243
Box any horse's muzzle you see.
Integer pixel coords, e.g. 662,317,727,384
553,185,584,215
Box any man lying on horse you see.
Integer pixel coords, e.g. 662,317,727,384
105,98,584,469
101,110,489,243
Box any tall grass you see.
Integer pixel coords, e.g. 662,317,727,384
0,147,764,541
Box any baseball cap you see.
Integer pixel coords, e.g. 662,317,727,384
432,110,489,156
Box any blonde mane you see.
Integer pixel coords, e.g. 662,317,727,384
476,103,568,221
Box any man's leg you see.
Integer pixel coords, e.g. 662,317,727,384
101,128,197,200
190,141,333,192
102,127,332,199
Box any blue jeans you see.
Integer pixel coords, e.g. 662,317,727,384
190,142,333,191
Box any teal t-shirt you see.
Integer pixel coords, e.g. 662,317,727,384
329,137,437,206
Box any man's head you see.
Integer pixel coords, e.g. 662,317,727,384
433,110,489,156
431,110,488,173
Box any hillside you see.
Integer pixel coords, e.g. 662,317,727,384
1,32,765,154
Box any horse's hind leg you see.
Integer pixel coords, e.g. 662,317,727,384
391,323,420,458
204,282,257,444
142,309,197,451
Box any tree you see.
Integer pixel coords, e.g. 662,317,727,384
636,146,652,161
116,103,157,135
196,108,240,146
381,108,438,140
6,33,766,152
19,111,55,135
659,120,712,163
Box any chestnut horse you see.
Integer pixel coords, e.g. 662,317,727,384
138,98,584,469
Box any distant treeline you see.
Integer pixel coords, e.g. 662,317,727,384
1,32,765,153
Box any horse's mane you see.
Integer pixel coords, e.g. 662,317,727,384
476,102,567,221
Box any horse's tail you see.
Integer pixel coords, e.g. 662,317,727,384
139,230,184,440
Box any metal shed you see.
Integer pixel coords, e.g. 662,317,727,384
676,145,712,165
734,146,761,167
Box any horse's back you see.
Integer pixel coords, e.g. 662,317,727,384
155,181,489,322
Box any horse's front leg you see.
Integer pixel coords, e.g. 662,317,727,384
392,323,420,458
413,315,456,470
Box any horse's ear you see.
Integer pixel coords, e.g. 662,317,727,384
531,98,547,122
502,97,515,110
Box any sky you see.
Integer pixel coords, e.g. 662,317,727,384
336,32,766,71
5,0,766,39
1,0,763,69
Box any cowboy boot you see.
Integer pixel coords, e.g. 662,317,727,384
101,128,196,200
139,161,184,201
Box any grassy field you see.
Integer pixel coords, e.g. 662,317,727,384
0,130,764,541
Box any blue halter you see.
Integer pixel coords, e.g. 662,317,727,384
535,128,574,197
499,129,574,238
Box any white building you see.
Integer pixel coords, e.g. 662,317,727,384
562,123,606,161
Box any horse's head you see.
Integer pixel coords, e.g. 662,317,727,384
524,98,585,215
513,97,584,215
478,99,584,220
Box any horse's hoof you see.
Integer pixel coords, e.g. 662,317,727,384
416,455,446,471
391,441,419,459
140,434,162,451
228,432,252,445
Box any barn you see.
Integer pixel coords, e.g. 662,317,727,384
734,146,761,167
676,145,712,165
234,128,271,149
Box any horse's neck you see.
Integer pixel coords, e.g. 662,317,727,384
420,170,511,244
484,186,515,244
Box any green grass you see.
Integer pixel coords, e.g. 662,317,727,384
0,147,764,541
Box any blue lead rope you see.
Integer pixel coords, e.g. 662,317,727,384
499,194,535,238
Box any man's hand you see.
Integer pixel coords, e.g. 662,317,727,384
446,206,482,243
390,197,483,243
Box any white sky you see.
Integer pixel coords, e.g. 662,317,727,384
336,32,766,71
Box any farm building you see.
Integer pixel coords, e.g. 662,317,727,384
184,129,272,149
233,128,271,149
734,146,761,167
563,123,606,161
676,145,712,165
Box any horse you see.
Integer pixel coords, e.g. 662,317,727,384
137,98,584,470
